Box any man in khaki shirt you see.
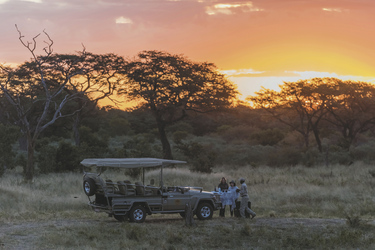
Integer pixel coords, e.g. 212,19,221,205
237,178,256,219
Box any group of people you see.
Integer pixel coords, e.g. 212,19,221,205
217,177,256,219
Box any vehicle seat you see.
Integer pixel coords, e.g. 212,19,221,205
135,182,145,195
146,185,160,195
117,181,136,196
105,179,117,193
124,180,136,194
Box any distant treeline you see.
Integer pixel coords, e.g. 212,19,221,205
2,81,375,177
1,32,375,179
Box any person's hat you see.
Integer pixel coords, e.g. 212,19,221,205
229,180,235,184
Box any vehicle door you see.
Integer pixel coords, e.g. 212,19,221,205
162,187,191,211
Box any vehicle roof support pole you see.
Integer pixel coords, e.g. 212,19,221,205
142,167,145,185
160,165,164,188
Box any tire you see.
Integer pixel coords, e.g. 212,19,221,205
129,205,147,223
114,214,128,222
83,178,96,196
196,202,213,220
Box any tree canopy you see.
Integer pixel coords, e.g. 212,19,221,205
0,28,126,181
248,78,375,152
120,50,238,159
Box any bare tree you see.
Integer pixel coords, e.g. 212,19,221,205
62,52,127,145
0,27,92,181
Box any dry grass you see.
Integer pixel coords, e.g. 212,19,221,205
0,162,375,249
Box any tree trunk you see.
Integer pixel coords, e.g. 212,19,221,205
303,132,309,150
73,112,81,146
25,136,35,182
156,116,173,159
312,127,323,153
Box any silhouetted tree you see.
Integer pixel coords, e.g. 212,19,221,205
63,53,126,145
324,79,375,149
249,78,332,152
120,50,237,159
0,27,114,181
249,77,375,152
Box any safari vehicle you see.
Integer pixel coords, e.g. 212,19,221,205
81,158,221,223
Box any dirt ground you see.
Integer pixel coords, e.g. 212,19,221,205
3,217,374,249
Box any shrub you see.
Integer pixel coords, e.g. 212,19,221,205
167,121,194,134
108,117,132,136
78,126,109,158
172,131,189,144
37,143,58,174
55,141,80,172
251,128,285,146
217,124,254,143
350,141,375,163
122,134,160,158
256,146,301,167
0,124,20,176
175,141,216,173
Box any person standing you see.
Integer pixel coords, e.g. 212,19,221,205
237,178,256,219
228,180,239,217
218,177,229,217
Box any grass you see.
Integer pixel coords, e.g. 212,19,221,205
0,162,375,249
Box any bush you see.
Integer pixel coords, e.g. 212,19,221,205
78,126,109,158
172,131,189,144
267,146,301,166
108,117,132,136
217,125,255,143
350,141,375,163
37,139,80,173
251,128,285,146
176,141,216,173
55,141,80,172
121,134,161,158
0,124,20,176
37,143,58,174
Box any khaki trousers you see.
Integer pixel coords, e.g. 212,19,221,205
240,196,256,218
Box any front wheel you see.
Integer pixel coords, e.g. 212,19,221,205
196,202,213,220
129,205,146,223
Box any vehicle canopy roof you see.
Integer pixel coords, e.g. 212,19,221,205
80,158,186,169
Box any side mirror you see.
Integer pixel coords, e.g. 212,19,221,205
150,179,155,185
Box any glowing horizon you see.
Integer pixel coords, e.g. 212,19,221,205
1,0,375,108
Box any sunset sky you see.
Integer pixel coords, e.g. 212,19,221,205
1,0,375,102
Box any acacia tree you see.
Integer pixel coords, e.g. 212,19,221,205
249,78,333,152
120,50,237,159
249,77,375,152
63,53,127,145
324,79,375,149
0,28,102,181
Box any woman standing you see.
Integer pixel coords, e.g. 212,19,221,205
228,180,239,217
218,177,229,217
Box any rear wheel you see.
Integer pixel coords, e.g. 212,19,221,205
196,202,213,220
129,205,146,223
83,178,96,196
